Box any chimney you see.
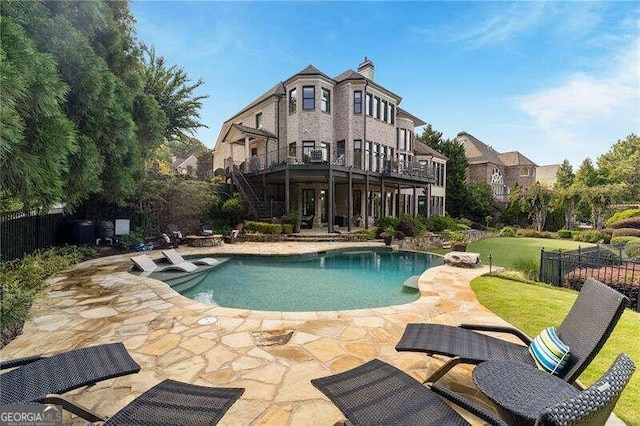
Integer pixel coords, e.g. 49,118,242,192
357,56,374,81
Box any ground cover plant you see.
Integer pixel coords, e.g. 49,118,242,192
471,276,640,424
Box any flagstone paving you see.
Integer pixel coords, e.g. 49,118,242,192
1,242,516,425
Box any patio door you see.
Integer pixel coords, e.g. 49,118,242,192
319,189,328,223
303,189,315,217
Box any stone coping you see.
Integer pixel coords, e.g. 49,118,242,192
1,242,515,425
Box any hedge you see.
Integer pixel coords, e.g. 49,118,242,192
608,216,640,230
565,265,640,311
244,220,282,234
611,236,640,245
612,228,640,238
557,229,573,239
573,230,606,243
605,208,640,228
627,243,640,260
499,226,517,237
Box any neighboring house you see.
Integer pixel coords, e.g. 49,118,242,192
454,132,537,200
536,164,561,189
212,57,447,230
171,155,198,177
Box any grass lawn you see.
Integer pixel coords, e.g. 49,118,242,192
468,237,595,269
472,276,640,425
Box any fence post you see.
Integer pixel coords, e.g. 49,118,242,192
557,249,562,286
539,248,544,282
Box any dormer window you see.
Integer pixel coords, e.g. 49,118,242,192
255,112,262,129
303,86,315,110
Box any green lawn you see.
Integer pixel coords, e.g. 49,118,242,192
472,277,640,425
467,237,594,269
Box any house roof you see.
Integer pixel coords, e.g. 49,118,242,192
498,151,537,167
536,164,561,187
225,81,286,123
414,141,447,160
224,124,277,143
292,64,334,81
171,157,186,169
396,107,426,127
457,132,504,165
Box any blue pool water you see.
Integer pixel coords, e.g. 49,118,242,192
166,249,443,311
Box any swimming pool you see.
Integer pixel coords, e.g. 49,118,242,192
165,249,443,311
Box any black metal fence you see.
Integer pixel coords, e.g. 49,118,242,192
0,208,66,262
540,245,639,311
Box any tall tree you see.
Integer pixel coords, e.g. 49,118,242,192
597,134,640,201
520,182,553,231
416,124,443,151
554,160,574,190
574,158,601,187
141,46,208,144
168,137,208,159
553,160,578,229
583,183,627,229
438,139,468,218
0,16,77,210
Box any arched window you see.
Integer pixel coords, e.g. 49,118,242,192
520,167,530,177
490,168,503,184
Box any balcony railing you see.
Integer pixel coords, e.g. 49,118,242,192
224,147,435,180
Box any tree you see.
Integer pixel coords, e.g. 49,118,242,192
0,16,77,210
597,134,640,201
416,124,443,151
196,151,213,179
553,160,578,229
574,158,601,187
465,182,493,223
554,160,574,190
438,139,468,218
582,183,627,229
520,182,553,231
141,46,208,144
168,137,208,159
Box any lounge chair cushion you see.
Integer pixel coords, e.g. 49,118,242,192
529,326,570,375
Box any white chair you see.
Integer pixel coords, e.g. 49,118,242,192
130,254,197,276
162,249,227,266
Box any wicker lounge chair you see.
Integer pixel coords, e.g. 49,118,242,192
131,254,197,276
312,355,634,426
1,343,140,418
396,277,628,384
162,249,227,267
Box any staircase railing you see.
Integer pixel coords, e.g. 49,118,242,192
229,162,260,218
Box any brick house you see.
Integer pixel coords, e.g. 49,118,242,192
455,132,536,201
212,58,446,231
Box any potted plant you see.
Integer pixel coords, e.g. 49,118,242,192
285,212,301,233
380,226,395,246
448,231,469,251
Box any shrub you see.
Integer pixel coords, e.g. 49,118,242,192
221,196,248,224
612,228,640,238
512,256,540,281
354,228,376,240
425,215,458,232
375,216,400,238
608,216,640,230
281,224,293,234
499,226,517,237
458,217,473,227
605,208,640,227
244,220,282,234
573,230,605,243
565,265,640,310
394,230,406,241
611,236,640,245
397,220,417,237
557,229,573,239
626,243,640,260
399,214,427,236
519,229,541,238
456,223,471,230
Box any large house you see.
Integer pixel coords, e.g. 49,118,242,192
212,58,447,231
455,132,537,201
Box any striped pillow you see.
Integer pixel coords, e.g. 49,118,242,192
529,326,571,375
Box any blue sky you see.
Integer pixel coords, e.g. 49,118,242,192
131,1,639,167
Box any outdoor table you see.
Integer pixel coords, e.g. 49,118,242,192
185,234,223,247
473,360,578,425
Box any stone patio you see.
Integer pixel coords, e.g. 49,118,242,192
1,242,517,425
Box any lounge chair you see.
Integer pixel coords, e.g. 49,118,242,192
1,343,244,425
162,249,227,266
131,254,197,276
301,215,314,229
312,354,634,426
223,223,244,244
1,343,141,415
395,277,628,384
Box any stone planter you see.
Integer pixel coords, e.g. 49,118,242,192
384,236,393,246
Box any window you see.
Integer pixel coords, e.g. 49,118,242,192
289,88,297,113
408,130,413,151
390,104,395,124
354,91,362,114
365,93,372,116
302,140,315,159
255,112,262,129
520,167,530,176
365,141,371,170
251,146,258,157
303,189,315,216
302,86,315,110
336,140,345,165
321,88,331,112
353,190,362,215
372,143,379,172
399,130,406,151
382,100,388,122
288,142,297,157
354,139,362,169
374,97,380,119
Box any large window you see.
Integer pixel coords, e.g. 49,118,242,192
336,140,345,165
321,142,330,162
255,112,262,129
390,104,395,124
289,88,297,113
302,140,315,160
365,93,372,116
374,97,380,119
354,139,362,169
321,88,331,112
302,86,315,110
354,91,362,114
365,141,371,170
382,100,388,122
303,189,315,216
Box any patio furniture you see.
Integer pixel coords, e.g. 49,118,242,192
101,379,244,425
162,249,227,266
131,254,197,276
224,223,244,244
301,215,314,229
1,343,140,418
396,277,628,384
311,359,504,426
467,354,635,425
